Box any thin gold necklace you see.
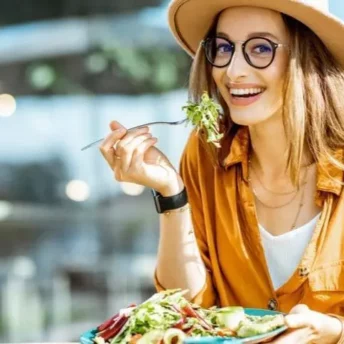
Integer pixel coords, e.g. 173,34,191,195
250,163,309,231
250,162,297,196
290,174,308,230
248,160,309,210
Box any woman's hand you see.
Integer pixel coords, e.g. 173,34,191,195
269,304,342,344
99,120,184,196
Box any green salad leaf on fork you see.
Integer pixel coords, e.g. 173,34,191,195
182,92,224,148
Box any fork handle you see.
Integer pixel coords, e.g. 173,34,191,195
81,122,171,151
81,119,189,151
81,138,105,151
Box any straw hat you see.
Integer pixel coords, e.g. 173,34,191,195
168,0,344,67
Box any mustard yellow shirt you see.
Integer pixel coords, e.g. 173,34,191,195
155,126,344,317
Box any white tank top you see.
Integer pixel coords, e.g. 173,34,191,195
259,213,321,290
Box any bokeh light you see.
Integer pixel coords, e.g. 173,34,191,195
11,256,37,278
0,201,13,220
65,180,90,202
28,64,56,90
120,182,145,196
0,94,16,117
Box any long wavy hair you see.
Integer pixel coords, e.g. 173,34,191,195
188,13,344,185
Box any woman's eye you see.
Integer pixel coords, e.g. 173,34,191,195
252,45,272,54
216,44,232,54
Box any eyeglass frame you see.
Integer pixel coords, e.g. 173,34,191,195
201,36,289,70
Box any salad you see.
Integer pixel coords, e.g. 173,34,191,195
183,92,223,148
88,289,285,344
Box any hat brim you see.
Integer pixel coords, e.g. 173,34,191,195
168,0,344,67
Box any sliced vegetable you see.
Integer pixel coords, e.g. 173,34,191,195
214,307,246,331
181,304,212,330
137,330,164,344
163,328,186,344
93,336,105,344
98,314,119,332
172,317,186,330
128,334,142,344
100,316,129,341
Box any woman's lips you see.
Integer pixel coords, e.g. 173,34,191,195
229,91,265,106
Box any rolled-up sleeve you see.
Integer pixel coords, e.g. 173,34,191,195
154,131,217,308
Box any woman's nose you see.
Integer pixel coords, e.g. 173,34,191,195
226,48,249,80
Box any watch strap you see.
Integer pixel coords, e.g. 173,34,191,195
151,187,188,213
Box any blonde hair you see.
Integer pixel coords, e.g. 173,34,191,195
188,13,344,185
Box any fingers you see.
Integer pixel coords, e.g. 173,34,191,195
109,120,125,131
284,305,313,330
115,126,149,156
99,127,127,168
130,137,158,170
114,137,157,182
99,122,147,169
113,126,157,182
118,132,154,171
284,314,311,329
115,127,150,169
289,304,310,314
269,328,314,344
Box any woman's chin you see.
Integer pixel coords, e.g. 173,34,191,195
230,113,271,126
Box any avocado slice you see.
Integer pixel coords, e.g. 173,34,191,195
215,307,246,331
237,314,285,338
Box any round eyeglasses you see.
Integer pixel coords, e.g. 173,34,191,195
202,36,288,69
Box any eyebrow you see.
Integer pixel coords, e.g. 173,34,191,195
217,31,280,41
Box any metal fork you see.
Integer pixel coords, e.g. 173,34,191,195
81,118,188,151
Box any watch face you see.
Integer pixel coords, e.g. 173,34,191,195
155,198,162,213
151,189,162,213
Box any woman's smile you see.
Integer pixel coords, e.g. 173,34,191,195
228,83,266,106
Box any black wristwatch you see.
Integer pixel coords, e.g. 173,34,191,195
151,187,188,213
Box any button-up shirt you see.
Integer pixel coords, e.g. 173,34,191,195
155,126,344,317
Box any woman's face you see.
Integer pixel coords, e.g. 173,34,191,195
212,7,290,126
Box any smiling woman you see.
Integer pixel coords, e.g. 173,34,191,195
211,8,288,122
190,7,344,186
99,0,344,343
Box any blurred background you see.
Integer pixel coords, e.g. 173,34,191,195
0,0,343,342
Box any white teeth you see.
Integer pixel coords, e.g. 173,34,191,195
230,88,264,95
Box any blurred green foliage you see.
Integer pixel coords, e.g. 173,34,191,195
24,45,191,95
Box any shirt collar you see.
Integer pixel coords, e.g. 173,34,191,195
221,126,250,182
221,126,343,196
317,149,344,196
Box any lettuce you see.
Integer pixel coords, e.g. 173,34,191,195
182,92,223,148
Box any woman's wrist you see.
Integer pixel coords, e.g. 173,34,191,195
158,176,185,197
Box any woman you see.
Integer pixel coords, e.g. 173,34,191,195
99,0,344,342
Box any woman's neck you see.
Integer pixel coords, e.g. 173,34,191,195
248,113,310,178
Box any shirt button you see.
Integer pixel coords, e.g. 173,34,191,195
299,267,309,277
267,298,278,311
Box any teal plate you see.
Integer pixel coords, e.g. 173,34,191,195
80,328,97,344
80,308,287,344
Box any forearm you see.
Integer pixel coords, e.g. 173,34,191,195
156,204,207,301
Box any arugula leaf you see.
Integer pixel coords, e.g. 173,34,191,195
182,92,223,147
110,299,182,344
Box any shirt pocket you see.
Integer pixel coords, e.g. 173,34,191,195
307,261,344,314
